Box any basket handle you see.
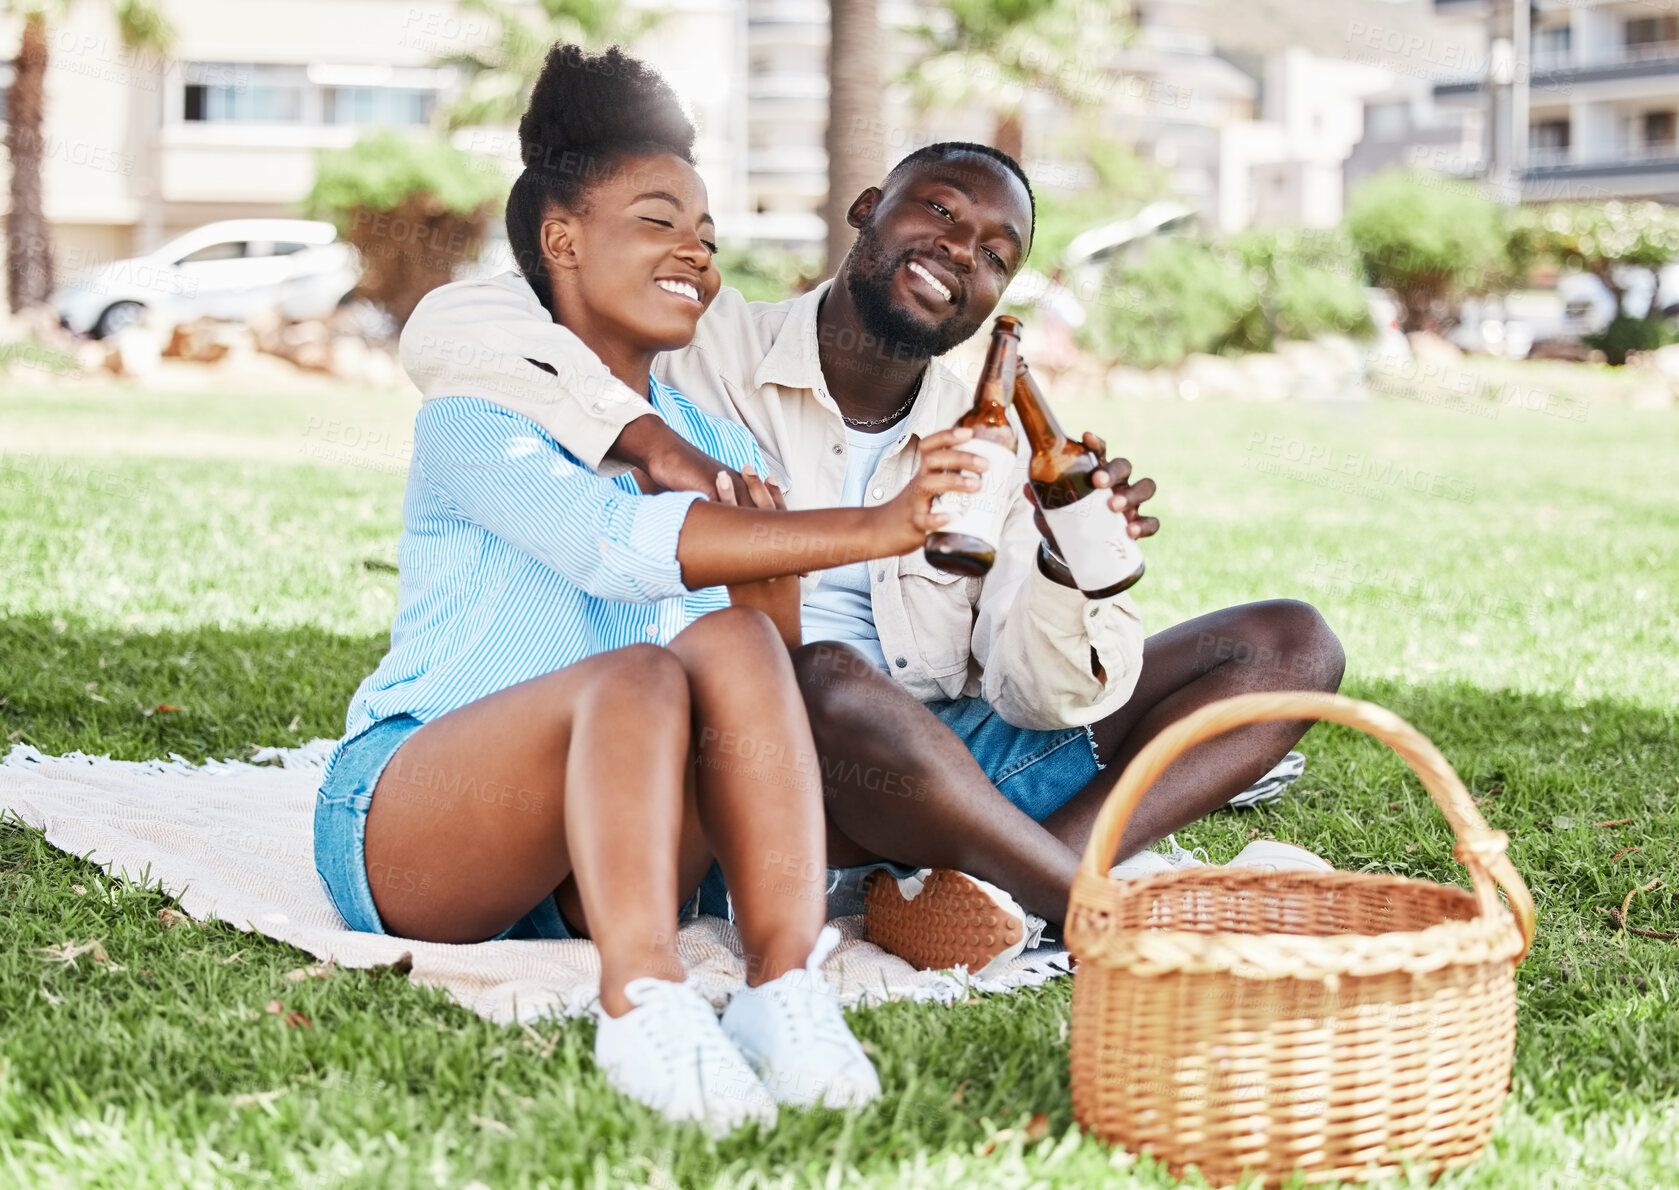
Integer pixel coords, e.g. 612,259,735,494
1078,691,1536,960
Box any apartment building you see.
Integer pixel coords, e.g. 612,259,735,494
1429,0,1679,201
0,0,765,277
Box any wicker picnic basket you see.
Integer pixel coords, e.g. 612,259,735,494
1065,692,1536,1187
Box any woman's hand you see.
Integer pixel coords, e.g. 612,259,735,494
715,464,802,649
877,427,986,555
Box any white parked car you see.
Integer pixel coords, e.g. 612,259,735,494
1555,264,1679,336
52,218,360,338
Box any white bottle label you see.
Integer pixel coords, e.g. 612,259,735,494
929,438,1018,550
1041,486,1143,591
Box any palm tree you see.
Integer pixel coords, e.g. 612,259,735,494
824,0,880,274
437,0,661,131
903,0,1127,162
3,0,172,311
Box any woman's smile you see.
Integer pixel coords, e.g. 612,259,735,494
655,277,704,305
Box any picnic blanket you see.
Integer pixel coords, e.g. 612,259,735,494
0,741,1070,1026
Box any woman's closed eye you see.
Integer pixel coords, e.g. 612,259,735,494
640,216,716,255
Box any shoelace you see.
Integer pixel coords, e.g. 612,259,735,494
619,978,744,1081
1163,833,1211,867
756,927,858,1054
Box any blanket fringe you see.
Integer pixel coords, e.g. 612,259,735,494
2,738,338,776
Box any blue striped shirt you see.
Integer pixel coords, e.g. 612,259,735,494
331,379,766,770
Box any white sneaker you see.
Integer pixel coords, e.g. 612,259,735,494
1225,751,1307,809
1228,839,1334,873
721,926,882,1110
863,868,1047,977
594,977,778,1136
1109,834,1210,880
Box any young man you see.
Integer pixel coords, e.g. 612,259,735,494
401,143,1345,964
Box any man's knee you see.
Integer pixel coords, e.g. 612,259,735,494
1256,599,1344,692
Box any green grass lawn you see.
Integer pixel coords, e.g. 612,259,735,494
1,375,1676,1189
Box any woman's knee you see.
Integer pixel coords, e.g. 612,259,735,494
670,608,791,688
680,605,782,656
591,643,690,712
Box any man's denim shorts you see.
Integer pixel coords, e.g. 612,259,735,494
313,715,573,941
700,694,1103,919
926,694,1103,820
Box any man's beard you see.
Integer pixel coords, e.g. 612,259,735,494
843,216,988,359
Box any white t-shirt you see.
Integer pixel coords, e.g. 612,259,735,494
799,422,898,669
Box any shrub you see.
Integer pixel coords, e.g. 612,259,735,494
1079,230,1370,368
1238,230,1372,344
1081,237,1256,368
713,244,822,304
304,132,506,325
1584,314,1676,366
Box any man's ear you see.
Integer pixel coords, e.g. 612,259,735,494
540,214,580,273
847,187,883,229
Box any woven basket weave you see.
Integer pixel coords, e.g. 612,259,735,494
1065,692,1536,1187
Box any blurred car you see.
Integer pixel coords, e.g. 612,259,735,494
1555,263,1679,336
52,218,360,338
1002,200,1198,328
1061,200,1198,299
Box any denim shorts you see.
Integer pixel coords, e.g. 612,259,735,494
926,694,1102,821
314,715,573,941
700,694,1103,919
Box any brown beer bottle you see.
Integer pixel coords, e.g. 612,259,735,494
1014,361,1145,597
924,316,1022,576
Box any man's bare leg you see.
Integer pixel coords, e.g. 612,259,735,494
793,600,1343,923
1041,599,1345,861
794,642,1080,922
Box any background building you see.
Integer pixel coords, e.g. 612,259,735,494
1424,0,1679,202
5,0,1593,291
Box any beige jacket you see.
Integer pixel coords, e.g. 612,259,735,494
400,272,1144,730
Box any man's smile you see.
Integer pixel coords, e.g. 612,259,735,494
904,258,960,307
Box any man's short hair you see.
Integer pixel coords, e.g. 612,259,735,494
884,142,1036,245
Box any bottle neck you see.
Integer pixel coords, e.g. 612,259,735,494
1013,365,1072,450
977,333,1018,413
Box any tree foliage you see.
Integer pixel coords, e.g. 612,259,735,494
901,0,1128,160
1514,201,1679,310
437,0,660,130
1344,170,1511,333
304,132,506,324
1512,201,1679,363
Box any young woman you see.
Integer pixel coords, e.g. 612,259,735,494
313,46,986,1134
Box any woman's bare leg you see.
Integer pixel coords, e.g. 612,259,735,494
362,644,693,1017
664,607,827,986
